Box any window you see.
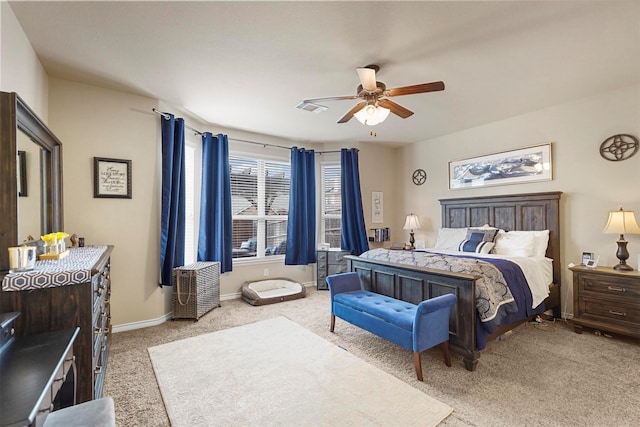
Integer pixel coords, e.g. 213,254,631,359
230,155,290,259
183,143,197,265
321,163,341,248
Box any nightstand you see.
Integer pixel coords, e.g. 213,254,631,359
569,265,640,338
316,249,351,290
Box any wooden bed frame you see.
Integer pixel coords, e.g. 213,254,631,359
346,191,562,371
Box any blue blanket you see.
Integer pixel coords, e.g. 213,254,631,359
475,257,544,349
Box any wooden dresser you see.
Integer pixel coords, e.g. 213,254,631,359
316,249,351,290
1,245,113,403
569,265,640,338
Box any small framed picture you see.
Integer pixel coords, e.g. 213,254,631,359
94,157,132,199
585,255,600,269
581,252,594,266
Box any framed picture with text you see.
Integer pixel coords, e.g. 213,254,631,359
94,157,132,199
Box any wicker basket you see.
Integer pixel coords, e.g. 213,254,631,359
172,262,220,320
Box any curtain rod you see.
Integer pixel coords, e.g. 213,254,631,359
152,108,347,154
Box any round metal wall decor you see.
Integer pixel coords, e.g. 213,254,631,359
412,168,427,185
599,134,638,161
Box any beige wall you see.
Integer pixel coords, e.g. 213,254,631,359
398,84,640,318
48,79,322,329
49,78,170,327
0,2,48,118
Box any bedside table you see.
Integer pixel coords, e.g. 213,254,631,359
569,265,640,338
316,249,351,290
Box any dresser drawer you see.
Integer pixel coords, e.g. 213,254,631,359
327,264,348,275
581,296,640,324
317,251,328,262
580,275,640,300
38,344,75,416
317,260,327,271
327,251,350,263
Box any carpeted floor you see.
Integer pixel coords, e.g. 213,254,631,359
104,289,640,426
148,316,452,426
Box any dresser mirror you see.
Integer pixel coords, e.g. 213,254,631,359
0,91,63,273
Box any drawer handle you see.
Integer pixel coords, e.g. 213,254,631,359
607,286,625,292
54,374,66,383
94,327,102,335
65,355,76,363
94,366,103,375
608,310,627,317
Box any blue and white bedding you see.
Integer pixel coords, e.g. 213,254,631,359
359,248,552,345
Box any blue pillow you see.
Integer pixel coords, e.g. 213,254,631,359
459,232,495,254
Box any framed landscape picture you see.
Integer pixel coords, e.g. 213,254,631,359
94,157,132,198
449,143,552,190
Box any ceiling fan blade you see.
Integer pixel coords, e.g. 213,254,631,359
338,101,366,123
386,81,445,97
377,99,414,118
357,67,377,91
303,95,359,103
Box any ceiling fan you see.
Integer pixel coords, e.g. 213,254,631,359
302,65,444,125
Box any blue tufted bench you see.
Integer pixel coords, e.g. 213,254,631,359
327,272,457,381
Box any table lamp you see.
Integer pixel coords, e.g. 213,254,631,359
403,213,421,250
603,207,640,271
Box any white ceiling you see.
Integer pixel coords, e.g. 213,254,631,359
9,0,640,146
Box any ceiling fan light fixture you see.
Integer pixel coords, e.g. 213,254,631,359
354,105,390,126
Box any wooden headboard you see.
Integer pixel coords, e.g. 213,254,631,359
440,191,562,286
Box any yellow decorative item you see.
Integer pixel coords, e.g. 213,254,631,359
41,232,69,256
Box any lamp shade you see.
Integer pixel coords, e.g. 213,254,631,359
354,105,390,126
603,208,640,235
403,214,421,230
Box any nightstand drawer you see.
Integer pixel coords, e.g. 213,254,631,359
327,264,347,275
582,297,639,324
580,276,640,300
327,251,350,263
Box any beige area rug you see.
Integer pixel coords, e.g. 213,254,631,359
148,316,452,426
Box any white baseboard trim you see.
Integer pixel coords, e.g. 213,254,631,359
112,280,317,333
112,312,174,333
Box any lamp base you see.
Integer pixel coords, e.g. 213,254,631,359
613,263,633,271
614,238,632,271
409,231,415,250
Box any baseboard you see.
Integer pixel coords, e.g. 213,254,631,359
112,312,174,333
112,280,316,332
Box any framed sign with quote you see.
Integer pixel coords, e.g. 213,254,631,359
94,157,132,199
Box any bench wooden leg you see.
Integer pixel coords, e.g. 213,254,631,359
330,314,335,332
441,341,452,367
413,352,423,382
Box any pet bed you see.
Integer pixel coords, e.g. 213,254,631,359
241,277,306,306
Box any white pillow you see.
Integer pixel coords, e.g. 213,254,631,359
497,230,549,258
433,228,468,251
493,230,536,257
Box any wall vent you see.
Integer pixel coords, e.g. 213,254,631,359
295,101,328,113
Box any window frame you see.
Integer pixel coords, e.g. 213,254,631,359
320,161,342,248
230,151,291,263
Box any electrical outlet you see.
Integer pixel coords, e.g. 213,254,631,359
263,268,269,276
